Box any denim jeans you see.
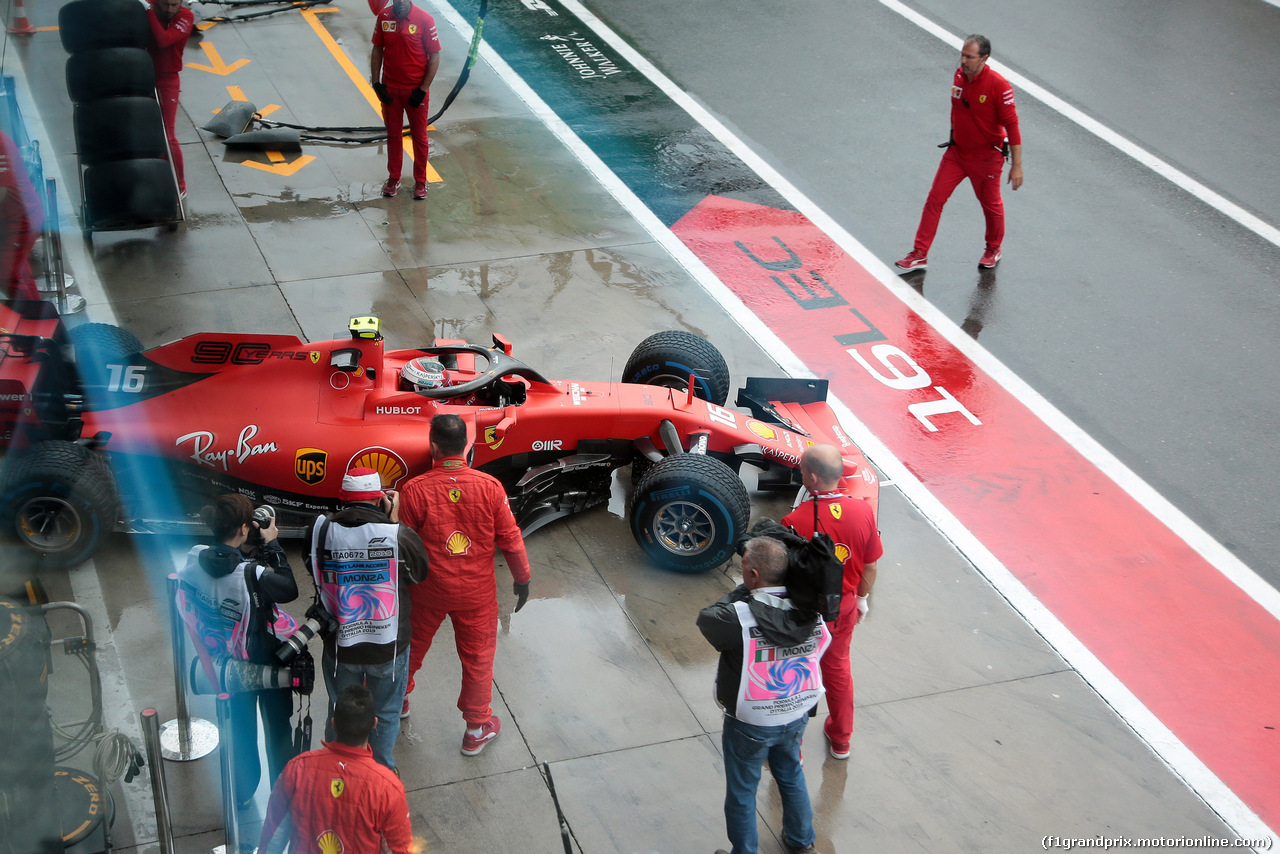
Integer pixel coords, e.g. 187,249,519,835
721,714,814,854
322,651,409,771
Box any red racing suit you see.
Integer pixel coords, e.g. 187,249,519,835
259,740,412,854
399,456,531,725
783,491,882,748
372,3,440,185
146,2,193,194
912,64,1022,254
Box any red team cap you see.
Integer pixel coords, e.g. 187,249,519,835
339,467,386,501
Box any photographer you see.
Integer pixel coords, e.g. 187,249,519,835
304,467,429,772
697,537,830,854
176,493,299,809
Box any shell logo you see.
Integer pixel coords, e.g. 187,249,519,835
347,447,407,488
317,830,344,854
446,531,472,555
747,420,778,440
834,543,850,564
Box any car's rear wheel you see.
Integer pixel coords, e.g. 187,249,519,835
622,330,730,406
0,442,119,570
70,322,143,362
629,454,749,573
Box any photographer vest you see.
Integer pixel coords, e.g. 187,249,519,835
730,597,830,727
311,518,402,652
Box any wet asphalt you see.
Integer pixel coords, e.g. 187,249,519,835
1,0,1273,851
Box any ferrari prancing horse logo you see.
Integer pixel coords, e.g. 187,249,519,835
448,489,462,503
829,504,842,521
330,779,344,798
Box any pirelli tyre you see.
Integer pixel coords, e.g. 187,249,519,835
83,159,181,229
74,98,170,166
629,454,749,573
0,442,119,570
69,322,143,363
58,0,152,53
622,330,731,406
66,48,157,103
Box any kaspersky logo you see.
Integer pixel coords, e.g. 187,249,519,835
484,426,503,451
295,448,327,485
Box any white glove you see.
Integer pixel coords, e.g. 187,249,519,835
855,594,870,622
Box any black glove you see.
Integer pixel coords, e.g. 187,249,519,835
408,88,426,108
513,581,529,613
372,82,391,104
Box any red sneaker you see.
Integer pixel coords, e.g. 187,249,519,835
413,181,427,201
895,249,928,272
382,178,400,198
824,725,850,760
978,248,1002,268
400,697,410,719
461,715,501,756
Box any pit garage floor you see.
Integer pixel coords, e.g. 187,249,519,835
2,0,1250,850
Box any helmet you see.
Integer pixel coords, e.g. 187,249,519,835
401,357,448,392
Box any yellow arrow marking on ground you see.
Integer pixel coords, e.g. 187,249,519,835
186,43,250,76
300,7,441,183
243,151,315,176
212,86,280,118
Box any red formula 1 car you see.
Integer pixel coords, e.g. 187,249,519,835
0,304,879,571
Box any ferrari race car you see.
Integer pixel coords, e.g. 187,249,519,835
0,300,879,572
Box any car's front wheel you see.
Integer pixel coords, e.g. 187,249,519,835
629,454,749,573
622,330,731,406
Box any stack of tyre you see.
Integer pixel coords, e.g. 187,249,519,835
60,0,180,232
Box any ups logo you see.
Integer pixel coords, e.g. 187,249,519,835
295,449,328,485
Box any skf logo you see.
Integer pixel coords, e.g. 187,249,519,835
448,489,462,503
446,531,472,555
347,447,408,488
310,351,320,364
747,420,777,440
296,449,328,485
829,504,842,521
484,426,503,451
834,543,850,564
330,779,344,798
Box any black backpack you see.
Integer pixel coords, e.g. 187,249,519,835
744,504,843,622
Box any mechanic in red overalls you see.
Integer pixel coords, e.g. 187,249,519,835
398,414,531,756
781,444,882,761
896,34,1023,272
370,0,440,201
0,131,42,301
146,0,194,198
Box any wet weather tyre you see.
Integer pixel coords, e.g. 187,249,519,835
74,98,170,165
0,442,119,570
83,159,181,229
630,454,749,573
622,331,730,406
66,49,157,103
58,0,151,53
69,323,142,362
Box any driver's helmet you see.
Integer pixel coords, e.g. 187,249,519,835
400,357,449,392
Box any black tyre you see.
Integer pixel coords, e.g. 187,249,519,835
0,442,119,570
74,98,169,165
69,323,144,391
66,49,157,103
59,0,151,53
622,330,731,406
629,454,749,573
83,159,180,229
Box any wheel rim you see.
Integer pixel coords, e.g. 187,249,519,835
645,372,698,395
650,499,716,556
16,496,83,553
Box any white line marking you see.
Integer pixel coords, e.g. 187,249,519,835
424,0,1278,845
877,0,1280,249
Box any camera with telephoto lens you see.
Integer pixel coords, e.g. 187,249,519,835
189,653,315,695
245,505,274,547
275,602,337,664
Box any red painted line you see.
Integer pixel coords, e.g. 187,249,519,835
672,195,1280,829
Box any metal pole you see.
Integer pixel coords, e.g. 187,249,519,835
214,693,239,854
161,574,218,761
141,708,177,854
39,176,85,314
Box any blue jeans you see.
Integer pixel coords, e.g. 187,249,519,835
322,651,409,771
721,714,814,854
